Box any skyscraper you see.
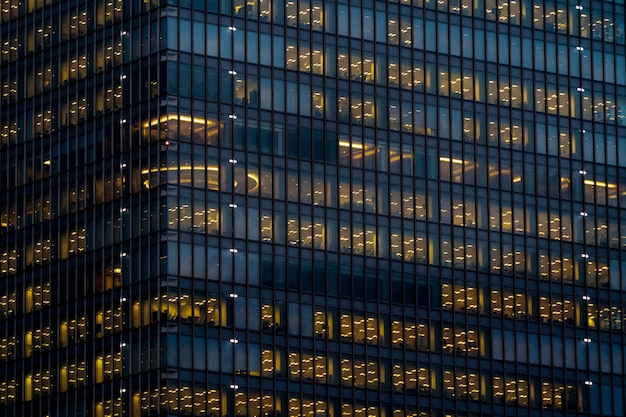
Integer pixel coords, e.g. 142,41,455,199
2,0,626,416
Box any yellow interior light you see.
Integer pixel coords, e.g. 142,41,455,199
439,157,465,164
338,140,363,149
584,179,617,188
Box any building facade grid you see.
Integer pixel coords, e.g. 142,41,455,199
1,0,626,416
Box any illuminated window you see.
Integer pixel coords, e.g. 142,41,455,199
539,295,575,325
314,310,329,338
262,349,275,376
95,397,123,417
339,312,382,344
59,361,87,392
1,77,17,105
0,291,16,317
1,36,19,64
25,239,53,266
59,317,88,347
261,302,281,330
391,320,429,351
24,371,52,400
289,352,314,381
442,326,479,357
443,369,479,399
341,358,354,387
95,306,122,338
599,304,623,331
0,336,16,360
95,351,122,383
289,397,328,417
94,266,122,293
342,403,381,417
491,289,528,319
24,326,53,357
59,228,88,258
0,0,19,22
133,294,226,327
60,98,89,127
95,41,123,73
1,119,18,147
96,0,122,27
365,317,379,345
393,364,406,391
441,283,480,313
0,379,16,405
542,381,566,409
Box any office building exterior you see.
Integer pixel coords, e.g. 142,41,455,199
1,0,626,416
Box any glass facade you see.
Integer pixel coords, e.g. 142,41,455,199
1,0,626,416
